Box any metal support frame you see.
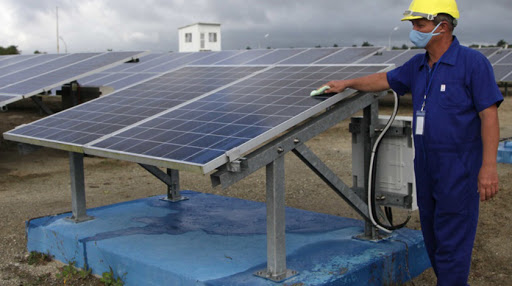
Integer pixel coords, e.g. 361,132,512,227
505,82,509,97
211,92,387,280
361,103,380,240
139,164,188,202
67,152,93,222
254,155,297,282
30,96,53,115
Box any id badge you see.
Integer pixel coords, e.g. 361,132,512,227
415,110,425,135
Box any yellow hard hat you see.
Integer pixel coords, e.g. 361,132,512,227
402,0,460,21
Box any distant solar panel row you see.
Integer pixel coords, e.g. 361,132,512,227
0,51,146,107
5,64,392,173
77,47,386,93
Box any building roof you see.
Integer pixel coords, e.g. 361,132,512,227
178,22,221,30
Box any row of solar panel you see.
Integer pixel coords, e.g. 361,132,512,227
4,64,393,173
0,51,146,107
78,47,512,91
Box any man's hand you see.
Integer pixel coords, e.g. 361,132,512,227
478,164,499,201
324,80,350,94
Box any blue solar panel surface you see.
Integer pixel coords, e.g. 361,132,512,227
0,54,64,76
0,52,142,96
244,49,306,65
6,66,265,147
0,53,101,89
316,47,383,64
278,48,341,65
86,65,389,170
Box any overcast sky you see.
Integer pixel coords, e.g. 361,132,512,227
1,0,510,54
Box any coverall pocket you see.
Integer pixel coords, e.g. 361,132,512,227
438,80,470,110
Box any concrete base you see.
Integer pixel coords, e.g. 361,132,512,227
498,141,512,164
26,191,430,286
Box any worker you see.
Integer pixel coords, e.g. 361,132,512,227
321,0,503,285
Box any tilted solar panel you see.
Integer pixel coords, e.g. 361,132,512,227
315,47,384,64
4,66,266,149
243,49,306,65
0,52,144,97
85,64,392,173
5,64,392,173
0,54,65,76
493,64,512,81
278,48,342,65
359,50,406,64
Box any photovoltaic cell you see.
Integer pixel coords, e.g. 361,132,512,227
497,51,512,64
100,73,156,90
387,49,424,67
188,50,243,65
102,53,166,73
274,48,341,65
315,47,383,64
0,54,65,77
0,53,101,88
488,50,511,64
0,52,142,96
5,66,266,148
143,52,214,73
0,55,39,68
360,50,406,64
493,65,512,81
244,49,306,65
85,65,391,172
474,47,501,57
214,50,274,65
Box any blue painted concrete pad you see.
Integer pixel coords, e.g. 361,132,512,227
27,191,430,285
498,141,512,164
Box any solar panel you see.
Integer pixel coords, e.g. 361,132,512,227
497,51,512,64
315,47,384,64
214,49,274,65
0,51,144,98
0,54,65,76
277,48,340,65
488,50,511,64
503,71,512,82
0,53,102,89
359,50,406,64
474,47,501,57
4,64,392,173
244,49,306,65
0,55,39,68
493,65,512,81
4,66,266,149
85,64,392,173
188,50,243,65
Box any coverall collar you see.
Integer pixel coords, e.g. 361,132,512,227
419,36,460,71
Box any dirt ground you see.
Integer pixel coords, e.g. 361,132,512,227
0,94,511,286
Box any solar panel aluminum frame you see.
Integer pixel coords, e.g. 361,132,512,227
83,64,394,175
0,51,149,108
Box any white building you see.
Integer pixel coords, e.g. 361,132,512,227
178,23,221,52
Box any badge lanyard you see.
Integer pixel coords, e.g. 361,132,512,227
416,57,442,135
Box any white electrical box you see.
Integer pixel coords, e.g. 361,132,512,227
351,115,417,210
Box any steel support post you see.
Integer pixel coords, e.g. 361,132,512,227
68,152,93,222
255,155,297,282
362,103,379,239
31,96,53,115
138,164,187,202
163,168,187,202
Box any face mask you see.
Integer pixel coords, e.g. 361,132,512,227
409,22,442,48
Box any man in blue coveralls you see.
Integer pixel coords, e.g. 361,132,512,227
321,0,503,285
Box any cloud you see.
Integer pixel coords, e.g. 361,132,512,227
0,0,509,54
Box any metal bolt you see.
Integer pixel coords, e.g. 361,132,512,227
277,147,284,153
293,138,300,144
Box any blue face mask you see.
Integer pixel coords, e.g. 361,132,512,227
409,22,442,48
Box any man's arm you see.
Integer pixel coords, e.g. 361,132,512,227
478,104,500,201
324,72,390,94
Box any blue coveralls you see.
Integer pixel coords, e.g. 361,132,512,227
386,37,503,286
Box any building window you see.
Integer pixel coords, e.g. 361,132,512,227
209,32,217,43
185,33,192,43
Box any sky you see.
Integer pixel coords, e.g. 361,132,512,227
0,0,510,55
